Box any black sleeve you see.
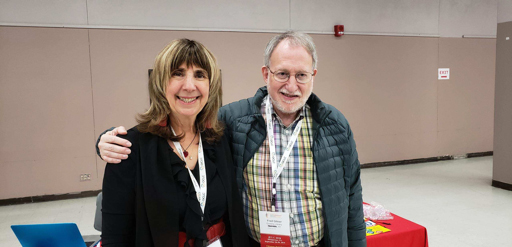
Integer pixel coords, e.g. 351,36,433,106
96,127,115,159
101,131,138,247
221,135,250,246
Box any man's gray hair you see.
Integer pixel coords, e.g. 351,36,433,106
264,31,318,70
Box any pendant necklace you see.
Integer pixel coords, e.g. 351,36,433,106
182,131,197,159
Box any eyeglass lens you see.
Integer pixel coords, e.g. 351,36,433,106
273,71,311,83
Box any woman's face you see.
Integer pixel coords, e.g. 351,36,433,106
166,63,210,121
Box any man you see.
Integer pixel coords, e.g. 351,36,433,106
97,31,366,247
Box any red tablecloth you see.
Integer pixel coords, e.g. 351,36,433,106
366,212,428,247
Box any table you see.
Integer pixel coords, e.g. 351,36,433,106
366,212,429,247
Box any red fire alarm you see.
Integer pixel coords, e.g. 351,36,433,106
334,25,344,37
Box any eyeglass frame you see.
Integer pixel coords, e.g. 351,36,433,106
266,66,315,84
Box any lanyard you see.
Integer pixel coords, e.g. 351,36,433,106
265,96,303,212
171,127,207,214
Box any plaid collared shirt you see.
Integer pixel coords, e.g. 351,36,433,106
242,96,324,247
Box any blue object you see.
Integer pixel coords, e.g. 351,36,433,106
11,223,87,247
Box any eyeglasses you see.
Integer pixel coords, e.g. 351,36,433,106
267,67,314,84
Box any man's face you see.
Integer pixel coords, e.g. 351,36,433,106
262,41,317,118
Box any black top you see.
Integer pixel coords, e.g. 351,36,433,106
101,128,249,247
170,145,227,245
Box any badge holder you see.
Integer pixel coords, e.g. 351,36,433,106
259,211,291,247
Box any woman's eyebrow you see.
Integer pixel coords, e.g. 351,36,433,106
173,68,186,72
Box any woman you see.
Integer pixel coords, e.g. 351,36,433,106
101,39,249,247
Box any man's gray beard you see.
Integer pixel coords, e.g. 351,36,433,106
269,91,312,115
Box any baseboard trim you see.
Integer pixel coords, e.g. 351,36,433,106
465,151,494,158
360,151,493,169
0,190,101,206
492,180,512,191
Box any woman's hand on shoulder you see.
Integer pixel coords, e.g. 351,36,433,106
99,126,132,163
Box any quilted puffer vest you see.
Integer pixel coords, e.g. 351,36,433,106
219,87,366,247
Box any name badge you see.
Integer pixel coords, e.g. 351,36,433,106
259,211,291,247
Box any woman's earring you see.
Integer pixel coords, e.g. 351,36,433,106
158,118,167,127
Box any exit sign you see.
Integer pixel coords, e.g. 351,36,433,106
438,68,450,80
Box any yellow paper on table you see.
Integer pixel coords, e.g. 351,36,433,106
366,225,391,236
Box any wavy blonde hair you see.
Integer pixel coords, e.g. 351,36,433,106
137,39,223,142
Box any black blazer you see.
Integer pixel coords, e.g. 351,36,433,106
101,127,249,247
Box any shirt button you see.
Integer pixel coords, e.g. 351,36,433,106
287,184,292,190
295,240,300,244
285,129,291,135
290,213,293,218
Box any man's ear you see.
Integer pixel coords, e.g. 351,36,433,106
262,66,269,85
311,69,318,83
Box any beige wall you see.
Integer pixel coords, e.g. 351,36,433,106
313,35,495,162
0,27,99,198
0,26,496,199
437,38,496,155
0,0,498,38
498,0,512,23
493,21,512,186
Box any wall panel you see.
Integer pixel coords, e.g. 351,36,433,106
292,0,440,35
498,0,512,23
493,21,512,185
0,0,88,26
0,27,97,199
87,0,289,31
439,0,497,37
0,1,499,37
437,38,496,155
312,34,439,163
0,26,497,199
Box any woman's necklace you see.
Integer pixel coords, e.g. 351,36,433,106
181,131,198,159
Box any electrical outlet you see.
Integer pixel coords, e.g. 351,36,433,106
80,174,91,181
